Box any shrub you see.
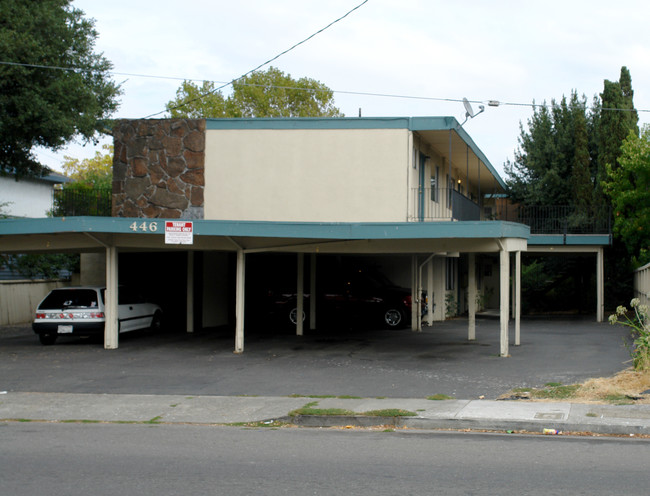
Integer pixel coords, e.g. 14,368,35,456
609,298,650,371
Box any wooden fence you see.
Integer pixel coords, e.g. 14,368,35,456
0,280,68,325
634,262,650,307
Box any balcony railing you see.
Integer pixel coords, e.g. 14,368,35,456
494,204,612,235
52,188,112,217
410,188,611,236
410,188,480,222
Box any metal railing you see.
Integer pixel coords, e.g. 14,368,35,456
52,188,112,217
494,204,612,235
410,188,611,235
409,188,480,222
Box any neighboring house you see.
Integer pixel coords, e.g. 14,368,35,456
0,170,71,323
0,169,71,281
0,169,70,218
0,116,610,353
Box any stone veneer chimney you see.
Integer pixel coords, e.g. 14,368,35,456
112,119,205,219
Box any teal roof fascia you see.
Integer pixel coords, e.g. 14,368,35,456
205,116,412,130
0,217,530,241
528,234,611,246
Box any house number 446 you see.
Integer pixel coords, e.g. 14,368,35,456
129,221,158,232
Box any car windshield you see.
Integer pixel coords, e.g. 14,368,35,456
38,289,99,310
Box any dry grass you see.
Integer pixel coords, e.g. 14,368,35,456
576,369,650,404
500,369,650,404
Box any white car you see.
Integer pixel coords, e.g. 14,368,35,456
32,286,162,345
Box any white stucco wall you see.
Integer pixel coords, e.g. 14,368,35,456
0,176,54,217
204,128,410,223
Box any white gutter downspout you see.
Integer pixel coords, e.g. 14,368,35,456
496,239,510,357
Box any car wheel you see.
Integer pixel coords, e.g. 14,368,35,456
289,307,306,325
383,308,404,328
150,311,163,332
39,333,57,345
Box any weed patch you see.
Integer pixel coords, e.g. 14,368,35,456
532,384,581,400
427,394,455,400
361,409,416,417
289,406,354,417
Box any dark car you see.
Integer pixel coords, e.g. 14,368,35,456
265,266,424,330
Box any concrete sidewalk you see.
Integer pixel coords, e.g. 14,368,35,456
2,392,650,436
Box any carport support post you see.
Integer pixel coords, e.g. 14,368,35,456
104,245,119,350
468,253,476,341
310,254,316,330
411,255,419,331
234,249,245,353
499,246,510,357
515,250,521,346
297,253,304,336
186,251,194,333
597,247,604,322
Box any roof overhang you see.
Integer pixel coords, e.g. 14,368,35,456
0,217,529,255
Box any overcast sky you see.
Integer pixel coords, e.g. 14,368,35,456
36,0,650,178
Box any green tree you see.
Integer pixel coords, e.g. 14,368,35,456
597,67,639,193
166,81,236,119
504,67,641,309
6,253,78,280
0,0,121,178
61,144,113,189
505,92,594,207
603,125,650,267
166,66,343,118
52,144,113,216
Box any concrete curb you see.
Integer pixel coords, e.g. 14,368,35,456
2,392,650,436
284,414,650,436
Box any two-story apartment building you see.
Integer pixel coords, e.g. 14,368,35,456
0,116,609,354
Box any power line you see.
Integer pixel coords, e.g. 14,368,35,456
145,0,370,118
3,59,648,115
2,68,648,119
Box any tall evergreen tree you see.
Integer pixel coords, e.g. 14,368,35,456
505,91,593,207
597,66,639,191
619,66,639,134
504,68,641,310
571,95,592,208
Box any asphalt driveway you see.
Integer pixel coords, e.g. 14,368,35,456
0,317,633,400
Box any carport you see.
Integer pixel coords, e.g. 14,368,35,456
0,216,529,356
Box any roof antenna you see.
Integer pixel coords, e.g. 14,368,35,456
460,97,485,126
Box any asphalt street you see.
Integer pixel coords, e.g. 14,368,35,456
2,423,649,496
0,316,632,399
